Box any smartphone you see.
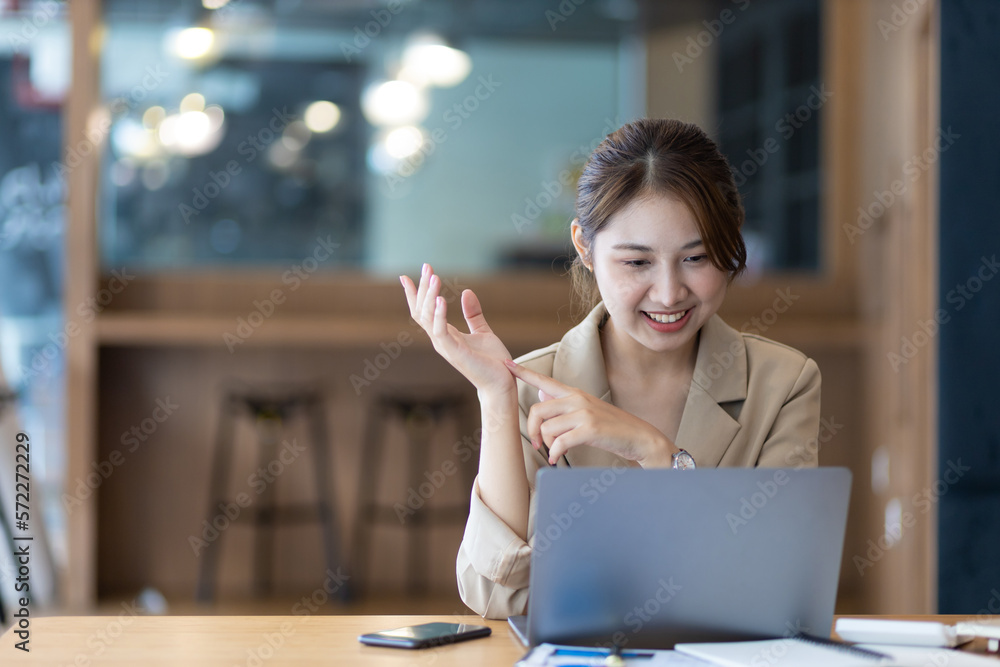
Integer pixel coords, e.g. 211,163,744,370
358,622,492,649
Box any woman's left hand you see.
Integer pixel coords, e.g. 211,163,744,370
504,359,679,467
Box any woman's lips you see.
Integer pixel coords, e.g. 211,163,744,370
642,308,692,332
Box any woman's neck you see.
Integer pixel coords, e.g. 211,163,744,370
599,316,699,385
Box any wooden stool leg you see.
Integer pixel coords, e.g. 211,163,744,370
306,395,347,601
253,414,282,597
0,494,14,624
461,409,480,502
405,406,434,596
350,398,386,596
351,393,469,598
197,396,236,602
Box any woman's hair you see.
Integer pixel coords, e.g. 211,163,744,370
570,118,747,313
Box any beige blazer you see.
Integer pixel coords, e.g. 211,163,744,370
456,303,821,619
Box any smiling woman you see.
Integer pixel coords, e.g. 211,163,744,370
569,118,748,315
399,117,822,619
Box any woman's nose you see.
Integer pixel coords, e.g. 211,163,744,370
652,265,688,306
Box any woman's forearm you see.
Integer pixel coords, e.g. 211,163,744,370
475,387,531,542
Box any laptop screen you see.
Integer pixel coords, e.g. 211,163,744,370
527,467,852,649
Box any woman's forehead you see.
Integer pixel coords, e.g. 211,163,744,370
598,194,701,245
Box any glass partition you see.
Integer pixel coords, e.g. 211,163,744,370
97,0,824,277
716,0,822,274
0,0,69,606
99,0,638,275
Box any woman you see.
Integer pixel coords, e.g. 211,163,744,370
400,118,820,619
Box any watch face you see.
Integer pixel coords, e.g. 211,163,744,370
674,450,696,470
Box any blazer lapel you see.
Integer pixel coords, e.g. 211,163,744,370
550,303,612,401
675,387,741,468
675,315,747,468
549,307,747,470
550,304,623,468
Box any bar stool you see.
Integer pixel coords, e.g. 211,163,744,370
351,389,475,596
0,495,11,625
196,383,345,602
0,488,13,627
0,389,20,624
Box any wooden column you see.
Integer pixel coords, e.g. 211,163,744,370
63,0,102,609
855,0,939,613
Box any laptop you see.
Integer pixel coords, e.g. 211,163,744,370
520,467,852,649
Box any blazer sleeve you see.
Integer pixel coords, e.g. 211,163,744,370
455,346,561,618
755,356,822,468
455,475,533,619
456,410,548,619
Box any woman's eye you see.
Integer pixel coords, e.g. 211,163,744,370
623,260,649,267
685,254,708,263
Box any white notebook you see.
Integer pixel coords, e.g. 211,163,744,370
674,636,999,667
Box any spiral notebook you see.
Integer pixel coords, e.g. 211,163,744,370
675,634,893,666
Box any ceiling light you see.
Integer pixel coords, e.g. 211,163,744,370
142,106,166,129
112,118,160,159
281,120,312,151
170,27,215,60
361,80,428,127
304,100,341,133
384,126,425,160
401,36,472,88
180,92,206,113
158,109,225,156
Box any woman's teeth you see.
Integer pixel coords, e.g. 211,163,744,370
645,309,689,324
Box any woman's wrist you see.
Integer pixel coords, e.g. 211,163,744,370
636,433,681,469
476,378,518,405
477,382,519,427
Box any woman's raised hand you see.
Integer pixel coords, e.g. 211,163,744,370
503,359,678,467
401,264,515,397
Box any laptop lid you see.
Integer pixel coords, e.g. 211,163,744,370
526,467,852,649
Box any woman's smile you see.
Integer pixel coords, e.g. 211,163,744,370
642,308,693,331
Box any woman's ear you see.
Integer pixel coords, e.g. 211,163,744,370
570,219,592,270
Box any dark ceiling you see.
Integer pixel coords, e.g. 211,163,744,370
102,0,717,42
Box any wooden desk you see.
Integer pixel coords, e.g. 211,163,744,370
1,614,995,665
0,615,522,666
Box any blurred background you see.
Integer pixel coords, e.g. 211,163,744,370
0,0,997,622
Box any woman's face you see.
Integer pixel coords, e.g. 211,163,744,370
573,193,729,357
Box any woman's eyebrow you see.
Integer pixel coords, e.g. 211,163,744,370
611,242,654,252
610,238,704,252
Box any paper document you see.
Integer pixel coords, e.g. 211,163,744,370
516,643,709,666
673,636,1000,667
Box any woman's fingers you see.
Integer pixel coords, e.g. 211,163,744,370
413,263,433,320
432,295,448,338
419,272,441,326
546,432,578,465
400,275,417,315
400,265,520,398
524,395,585,452
537,412,586,464
402,265,450,350
503,359,573,398
461,289,492,335
507,359,580,452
